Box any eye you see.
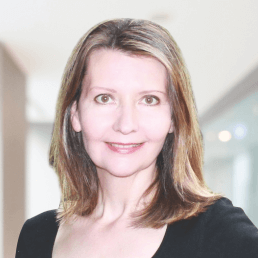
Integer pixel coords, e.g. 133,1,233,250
95,94,114,104
141,95,160,105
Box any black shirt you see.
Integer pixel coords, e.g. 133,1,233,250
16,198,258,257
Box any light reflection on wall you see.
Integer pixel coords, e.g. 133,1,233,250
202,91,258,227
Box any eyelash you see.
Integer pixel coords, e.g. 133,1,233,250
94,94,160,106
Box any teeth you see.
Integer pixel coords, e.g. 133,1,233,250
110,143,141,148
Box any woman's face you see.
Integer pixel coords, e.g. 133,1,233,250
71,49,173,178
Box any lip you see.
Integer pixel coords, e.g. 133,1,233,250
106,142,145,154
108,142,142,145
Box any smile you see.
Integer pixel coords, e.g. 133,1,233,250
109,143,142,148
106,142,144,154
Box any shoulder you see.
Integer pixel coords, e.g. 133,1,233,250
200,197,258,258
20,209,58,240
16,210,59,258
23,209,58,229
161,198,258,258
203,197,258,235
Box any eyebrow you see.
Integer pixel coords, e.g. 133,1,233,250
89,86,166,95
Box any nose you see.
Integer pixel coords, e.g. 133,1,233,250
112,103,139,134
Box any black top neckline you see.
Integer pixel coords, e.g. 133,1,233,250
51,213,170,258
16,197,258,258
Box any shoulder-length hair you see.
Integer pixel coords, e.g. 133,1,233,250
49,18,222,228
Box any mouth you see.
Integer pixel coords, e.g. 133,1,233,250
106,142,144,154
107,142,143,148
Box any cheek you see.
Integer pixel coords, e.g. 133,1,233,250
79,104,171,143
140,108,171,141
79,108,111,141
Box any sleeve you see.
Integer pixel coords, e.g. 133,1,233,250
15,220,32,258
15,210,58,258
201,198,258,258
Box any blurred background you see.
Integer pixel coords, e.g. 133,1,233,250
0,0,258,257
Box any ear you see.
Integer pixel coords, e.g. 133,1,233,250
70,101,82,132
168,121,173,134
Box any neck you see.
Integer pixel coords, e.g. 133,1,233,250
93,164,157,224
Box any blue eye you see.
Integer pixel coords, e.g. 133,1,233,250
142,96,160,105
95,94,114,104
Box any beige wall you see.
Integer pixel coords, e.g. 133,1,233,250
0,43,4,258
0,43,26,258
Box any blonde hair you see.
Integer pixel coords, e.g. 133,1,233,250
50,18,222,228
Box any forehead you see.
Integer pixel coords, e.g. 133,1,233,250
83,49,168,93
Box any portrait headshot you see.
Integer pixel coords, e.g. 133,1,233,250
14,18,258,258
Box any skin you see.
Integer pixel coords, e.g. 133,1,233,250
53,49,173,257
72,49,173,220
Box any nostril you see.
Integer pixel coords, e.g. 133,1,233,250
112,107,139,134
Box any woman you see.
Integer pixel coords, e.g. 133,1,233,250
16,18,258,258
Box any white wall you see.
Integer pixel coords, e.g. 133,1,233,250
26,123,60,218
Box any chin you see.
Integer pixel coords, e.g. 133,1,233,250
108,170,138,178
96,158,157,179
96,164,140,178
